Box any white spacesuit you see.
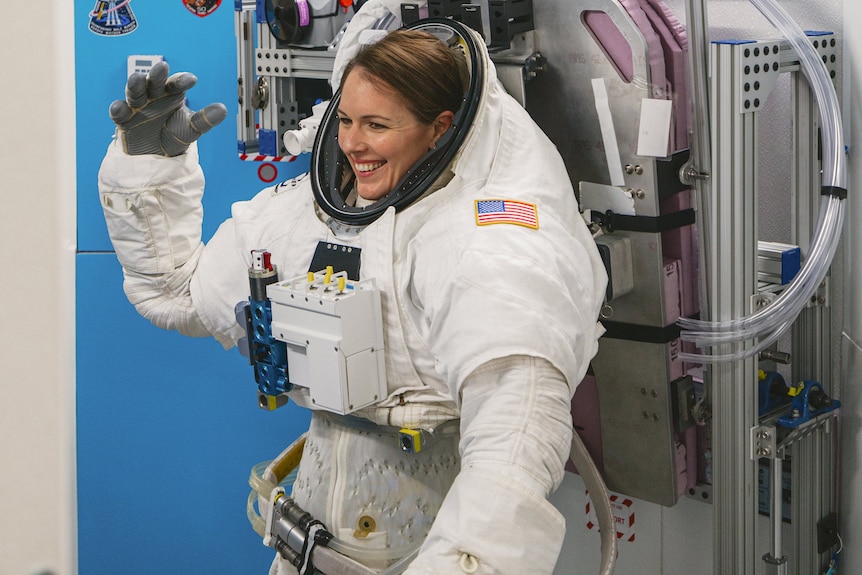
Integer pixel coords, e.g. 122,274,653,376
98,8,607,574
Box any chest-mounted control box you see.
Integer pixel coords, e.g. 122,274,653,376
268,267,387,415
241,250,387,415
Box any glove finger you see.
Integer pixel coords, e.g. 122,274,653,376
125,72,148,109
160,102,227,156
189,103,228,134
165,72,198,95
109,99,133,124
146,61,170,100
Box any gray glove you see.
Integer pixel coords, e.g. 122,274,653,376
109,61,227,157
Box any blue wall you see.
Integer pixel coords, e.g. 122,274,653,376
76,1,311,573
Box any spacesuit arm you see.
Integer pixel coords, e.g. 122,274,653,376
404,355,573,575
98,137,211,337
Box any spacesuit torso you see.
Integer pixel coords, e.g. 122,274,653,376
98,20,607,573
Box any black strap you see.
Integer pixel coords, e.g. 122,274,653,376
821,185,847,199
298,522,333,575
601,319,683,344
597,208,696,234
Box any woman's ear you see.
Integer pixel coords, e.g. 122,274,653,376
431,110,456,148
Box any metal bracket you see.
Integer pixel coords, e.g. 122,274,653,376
489,0,534,51
775,411,834,458
252,77,269,109
490,33,541,107
427,0,467,18
750,425,777,460
751,290,777,314
680,162,710,185
686,484,712,505
762,552,788,575
805,276,830,309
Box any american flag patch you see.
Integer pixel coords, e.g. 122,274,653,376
475,199,539,229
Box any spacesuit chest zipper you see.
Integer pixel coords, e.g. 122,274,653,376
330,424,351,533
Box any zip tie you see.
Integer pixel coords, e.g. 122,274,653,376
299,522,332,575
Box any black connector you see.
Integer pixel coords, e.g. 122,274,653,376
817,512,840,554
821,185,847,199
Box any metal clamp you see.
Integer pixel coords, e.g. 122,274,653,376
762,552,788,575
750,425,777,460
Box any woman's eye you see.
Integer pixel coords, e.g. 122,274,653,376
337,117,351,126
368,122,386,130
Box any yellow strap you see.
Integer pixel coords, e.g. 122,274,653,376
271,435,307,483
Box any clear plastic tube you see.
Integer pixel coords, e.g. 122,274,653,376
679,195,838,334
680,197,841,339
247,454,422,568
678,0,847,359
247,434,614,574
751,0,845,191
678,321,792,364
327,537,422,565
375,549,420,575
680,197,843,349
247,460,298,538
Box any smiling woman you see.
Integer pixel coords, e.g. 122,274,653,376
311,21,482,226
336,61,454,200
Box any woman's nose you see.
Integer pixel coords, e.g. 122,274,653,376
338,125,363,153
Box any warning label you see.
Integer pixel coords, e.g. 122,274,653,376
585,490,636,542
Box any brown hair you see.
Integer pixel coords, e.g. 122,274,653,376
340,29,467,125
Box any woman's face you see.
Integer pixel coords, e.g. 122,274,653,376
337,69,453,201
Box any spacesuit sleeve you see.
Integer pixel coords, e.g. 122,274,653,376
404,355,572,575
98,137,211,337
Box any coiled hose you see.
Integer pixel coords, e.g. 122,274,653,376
678,0,847,363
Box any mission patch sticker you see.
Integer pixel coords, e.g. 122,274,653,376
89,0,138,36
184,0,222,17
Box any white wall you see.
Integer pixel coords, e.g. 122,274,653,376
0,1,77,574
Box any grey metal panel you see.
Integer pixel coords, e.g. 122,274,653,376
591,338,679,506
527,0,655,192
528,0,694,509
599,229,671,327
527,0,676,329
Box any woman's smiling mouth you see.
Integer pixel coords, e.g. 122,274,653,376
354,161,387,175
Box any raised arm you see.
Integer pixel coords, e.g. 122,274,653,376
98,62,227,337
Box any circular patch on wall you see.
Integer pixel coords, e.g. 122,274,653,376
258,163,279,183
183,0,222,17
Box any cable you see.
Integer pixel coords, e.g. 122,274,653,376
570,432,618,575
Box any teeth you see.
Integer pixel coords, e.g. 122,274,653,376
355,161,385,173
